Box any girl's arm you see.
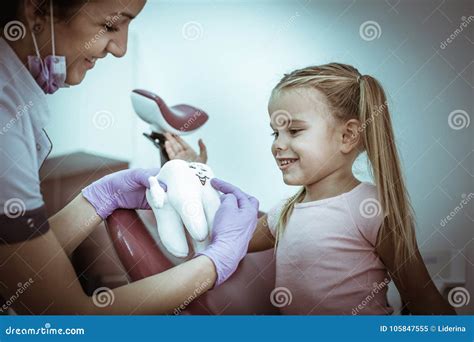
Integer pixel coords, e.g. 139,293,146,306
0,229,216,315
248,215,275,253
376,233,456,315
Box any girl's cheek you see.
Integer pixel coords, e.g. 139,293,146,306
291,138,312,156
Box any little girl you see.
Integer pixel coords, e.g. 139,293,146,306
248,63,455,315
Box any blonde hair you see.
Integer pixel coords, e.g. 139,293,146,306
272,63,416,266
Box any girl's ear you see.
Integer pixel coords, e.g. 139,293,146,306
340,119,362,154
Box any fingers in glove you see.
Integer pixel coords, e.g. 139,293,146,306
130,168,166,190
131,168,157,187
211,178,250,209
219,193,238,209
247,196,259,211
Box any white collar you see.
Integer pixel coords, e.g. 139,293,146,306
0,38,51,128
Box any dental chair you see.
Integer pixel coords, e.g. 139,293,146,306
103,91,279,315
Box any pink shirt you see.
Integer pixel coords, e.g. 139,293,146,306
267,182,393,315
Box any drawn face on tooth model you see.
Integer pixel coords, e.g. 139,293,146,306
188,162,213,186
146,160,221,259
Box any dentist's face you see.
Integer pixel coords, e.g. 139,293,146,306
269,87,343,186
49,0,146,85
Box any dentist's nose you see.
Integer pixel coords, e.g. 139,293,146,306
106,31,128,58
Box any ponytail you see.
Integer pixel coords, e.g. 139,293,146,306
359,75,417,265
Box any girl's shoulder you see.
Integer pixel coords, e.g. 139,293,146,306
345,182,384,246
266,199,288,234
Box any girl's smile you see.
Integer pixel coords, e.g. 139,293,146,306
276,157,299,171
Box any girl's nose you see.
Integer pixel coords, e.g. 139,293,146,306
273,135,288,151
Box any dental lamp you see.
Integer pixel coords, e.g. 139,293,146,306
131,89,209,165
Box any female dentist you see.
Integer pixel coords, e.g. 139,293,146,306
0,0,259,314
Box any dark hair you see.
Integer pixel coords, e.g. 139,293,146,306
1,0,86,28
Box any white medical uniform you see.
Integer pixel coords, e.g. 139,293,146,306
0,37,52,243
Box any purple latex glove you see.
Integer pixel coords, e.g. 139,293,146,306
82,168,167,219
197,178,259,287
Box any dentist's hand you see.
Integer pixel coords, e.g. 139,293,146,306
82,168,167,219
164,132,208,164
197,178,259,287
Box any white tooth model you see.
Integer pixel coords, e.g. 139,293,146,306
146,160,221,258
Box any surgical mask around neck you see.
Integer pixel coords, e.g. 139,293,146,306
27,0,68,94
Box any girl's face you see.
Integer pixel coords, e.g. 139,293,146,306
269,87,345,186
38,0,146,85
